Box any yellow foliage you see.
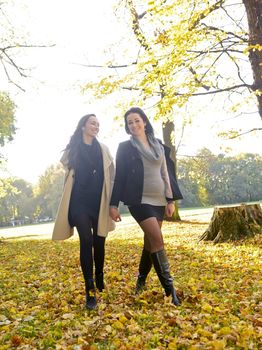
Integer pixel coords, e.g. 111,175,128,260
82,0,251,123
0,221,262,348
168,338,177,349
218,326,231,335
211,339,226,350
201,302,213,313
112,320,125,330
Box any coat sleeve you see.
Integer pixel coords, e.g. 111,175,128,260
160,155,173,201
161,142,183,201
102,143,115,197
110,143,127,207
59,150,71,187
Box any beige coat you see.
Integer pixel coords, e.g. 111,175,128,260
52,142,115,240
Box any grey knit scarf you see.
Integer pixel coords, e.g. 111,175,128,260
130,134,164,161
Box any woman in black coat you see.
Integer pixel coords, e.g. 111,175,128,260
110,107,182,305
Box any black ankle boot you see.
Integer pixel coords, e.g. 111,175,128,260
151,249,181,306
135,248,152,294
85,279,97,310
95,273,105,292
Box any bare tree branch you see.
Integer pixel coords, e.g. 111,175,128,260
190,83,252,95
1,60,25,91
0,43,55,89
1,50,27,77
72,61,137,69
221,3,246,32
215,110,259,123
228,128,262,139
192,47,226,87
0,44,55,50
224,50,247,85
201,23,248,42
188,48,244,54
189,67,211,90
137,11,146,19
121,83,253,96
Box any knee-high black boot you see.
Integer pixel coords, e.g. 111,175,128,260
151,249,180,306
135,248,152,294
85,279,97,310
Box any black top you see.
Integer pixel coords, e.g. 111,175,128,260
69,139,104,222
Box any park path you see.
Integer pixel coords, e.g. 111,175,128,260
0,208,213,240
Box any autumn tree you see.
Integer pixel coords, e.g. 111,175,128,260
1,1,29,90
83,0,262,121
34,164,64,220
0,92,16,150
0,1,54,168
0,1,52,90
0,178,19,225
178,150,262,207
0,165,65,227
82,0,261,221
242,0,262,118
12,178,34,223
0,177,34,225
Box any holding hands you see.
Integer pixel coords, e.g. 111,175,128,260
165,202,175,218
109,207,122,222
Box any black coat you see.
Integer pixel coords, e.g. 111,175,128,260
110,140,183,207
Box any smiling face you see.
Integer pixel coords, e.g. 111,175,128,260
82,115,99,141
126,112,146,137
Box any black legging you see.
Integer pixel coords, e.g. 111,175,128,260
73,213,105,283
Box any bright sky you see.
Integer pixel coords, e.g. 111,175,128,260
1,0,261,184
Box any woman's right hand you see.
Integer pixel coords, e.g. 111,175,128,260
109,207,122,222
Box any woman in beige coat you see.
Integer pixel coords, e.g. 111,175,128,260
52,114,115,310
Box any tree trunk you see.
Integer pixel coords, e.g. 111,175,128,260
162,121,181,221
242,0,262,119
199,204,262,243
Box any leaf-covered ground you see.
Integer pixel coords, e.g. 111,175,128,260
0,221,262,349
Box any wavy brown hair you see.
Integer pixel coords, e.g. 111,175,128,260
65,114,96,169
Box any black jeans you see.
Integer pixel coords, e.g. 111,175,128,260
72,213,105,283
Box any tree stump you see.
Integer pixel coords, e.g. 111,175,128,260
199,203,262,243
241,203,262,227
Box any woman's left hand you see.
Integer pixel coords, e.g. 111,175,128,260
165,202,175,217
109,207,122,222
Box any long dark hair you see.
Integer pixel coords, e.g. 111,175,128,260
66,114,96,169
124,107,154,136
